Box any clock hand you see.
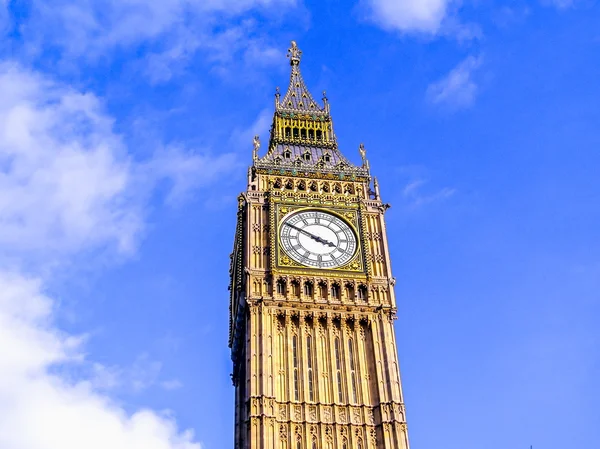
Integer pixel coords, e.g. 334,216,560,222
285,222,317,239
285,223,336,248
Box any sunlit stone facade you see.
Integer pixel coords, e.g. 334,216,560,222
228,42,410,449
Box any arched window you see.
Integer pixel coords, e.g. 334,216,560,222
303,151,311,161
321,183,330,193
276,279,286,295
291,280,300,297
316,129,322,140
307,335,314,401
304,282,313,297
357,285,367,301
318,282,327,299
345,283,355,301
285,126,291,138
293,128,299,138
300,128,307,139
308,129,315,139
330,284,340,300
324,153,331,162
284,149,292,159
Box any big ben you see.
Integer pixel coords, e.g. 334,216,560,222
229,41,410,449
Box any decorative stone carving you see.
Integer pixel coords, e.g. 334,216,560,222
352,407,361,424
323,406,332,422
367,409,375,425
294,405,302,421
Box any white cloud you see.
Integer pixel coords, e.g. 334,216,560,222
364,0,453,34
0,63,236,259
0,62,140,256
0,63,236,449
426,55,482,109
0,271,200,449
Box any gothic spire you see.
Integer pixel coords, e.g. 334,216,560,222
255,41,369,178
276,41,328,115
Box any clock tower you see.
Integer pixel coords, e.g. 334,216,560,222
229,42,410,449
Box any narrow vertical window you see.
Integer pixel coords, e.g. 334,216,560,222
334,337,343,402
349,339,357,403
278,332,286,401
293,335,299,401
307,335,314,401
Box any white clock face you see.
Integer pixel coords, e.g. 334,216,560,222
280,210,357,268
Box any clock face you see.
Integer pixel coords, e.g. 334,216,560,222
279,210,357,269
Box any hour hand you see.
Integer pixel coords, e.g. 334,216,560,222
313,236,336,248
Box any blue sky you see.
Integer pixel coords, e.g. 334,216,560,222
0,1,598,448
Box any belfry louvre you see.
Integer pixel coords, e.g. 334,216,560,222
228,42,410,449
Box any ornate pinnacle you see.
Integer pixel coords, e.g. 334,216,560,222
287,41,302,66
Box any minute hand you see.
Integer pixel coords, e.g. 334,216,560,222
285,223,336,248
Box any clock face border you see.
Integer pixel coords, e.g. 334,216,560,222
273,204,366,274
279,210,357,269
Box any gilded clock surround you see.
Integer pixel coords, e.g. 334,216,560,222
228,42,410,449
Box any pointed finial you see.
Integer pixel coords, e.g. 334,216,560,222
359,143,366,161
287,41,302,66
359,143,370,169
253,135,260,161
322,90,328,103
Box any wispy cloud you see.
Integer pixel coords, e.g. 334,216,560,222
541,0,575,9
402,178,456,207
426,55,482,109
22,0,297,82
